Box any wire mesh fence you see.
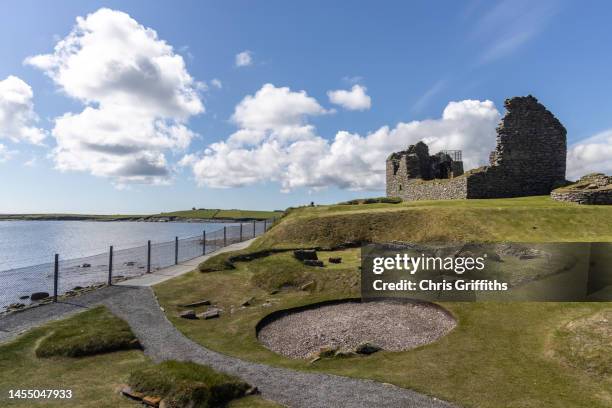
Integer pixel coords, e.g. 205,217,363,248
0,219,276,311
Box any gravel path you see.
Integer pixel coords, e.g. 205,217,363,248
104,287,458,408
258,300,456,358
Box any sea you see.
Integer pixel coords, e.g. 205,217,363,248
0,220,245,308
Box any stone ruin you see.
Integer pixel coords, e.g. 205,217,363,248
386,95,568,200
551,173,612,205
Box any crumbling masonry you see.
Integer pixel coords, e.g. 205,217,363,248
386,95,567,200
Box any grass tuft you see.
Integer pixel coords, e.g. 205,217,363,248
35,306,140,358
553,308,612,377
128,361,250,407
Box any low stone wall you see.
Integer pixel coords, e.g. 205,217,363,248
551,173,612,205
551,189,612,205
400,177,468,201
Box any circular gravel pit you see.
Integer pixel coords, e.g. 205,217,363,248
257,299,456,359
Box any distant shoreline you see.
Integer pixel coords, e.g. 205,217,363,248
0,214,272,224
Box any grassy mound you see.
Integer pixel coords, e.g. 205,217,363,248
553,309,612,378
253,196,612,249
35,306,140,358
128,361,250,407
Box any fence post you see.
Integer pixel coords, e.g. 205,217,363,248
240,223,243,242
147,240,151,273
264,219,267,231
53,254,59,302
202,230,206,255
253,221,256,237
223,226,227,247
108,245,113,285
175,236,179,265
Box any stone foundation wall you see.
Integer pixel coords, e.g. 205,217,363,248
550,174,612,205
550,173,612,205
551,190,612,205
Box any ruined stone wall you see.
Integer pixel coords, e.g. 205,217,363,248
386,95,568,201
397,177,468,201
551,174,612,205
386,141,465,198
551,189,612,205
483,95,567,196
386,153,417,197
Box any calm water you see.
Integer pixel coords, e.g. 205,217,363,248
0,220,234,271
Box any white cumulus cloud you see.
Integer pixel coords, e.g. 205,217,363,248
182,85,500,191
0,75,46,144
235,50,253,67
25,8,203,184
327,84,371,111
567,130,612,180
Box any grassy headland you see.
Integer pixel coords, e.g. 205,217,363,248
0,208,283,222
158,208,284,221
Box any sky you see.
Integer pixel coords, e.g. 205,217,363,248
0,0,611,214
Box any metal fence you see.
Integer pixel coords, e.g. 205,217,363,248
0,219,275,311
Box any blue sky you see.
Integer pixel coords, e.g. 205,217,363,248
1,0,611,213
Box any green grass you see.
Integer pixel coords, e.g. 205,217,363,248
128,361,250,407
252,196,612,249
0,308,150,407
338,196,402,205
0,307,279,408
35,306,140,358
156,197,612,406
159,209,283,220
160,209,219,219
552,309,612,378
155,248,612,408
228,396,283,407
